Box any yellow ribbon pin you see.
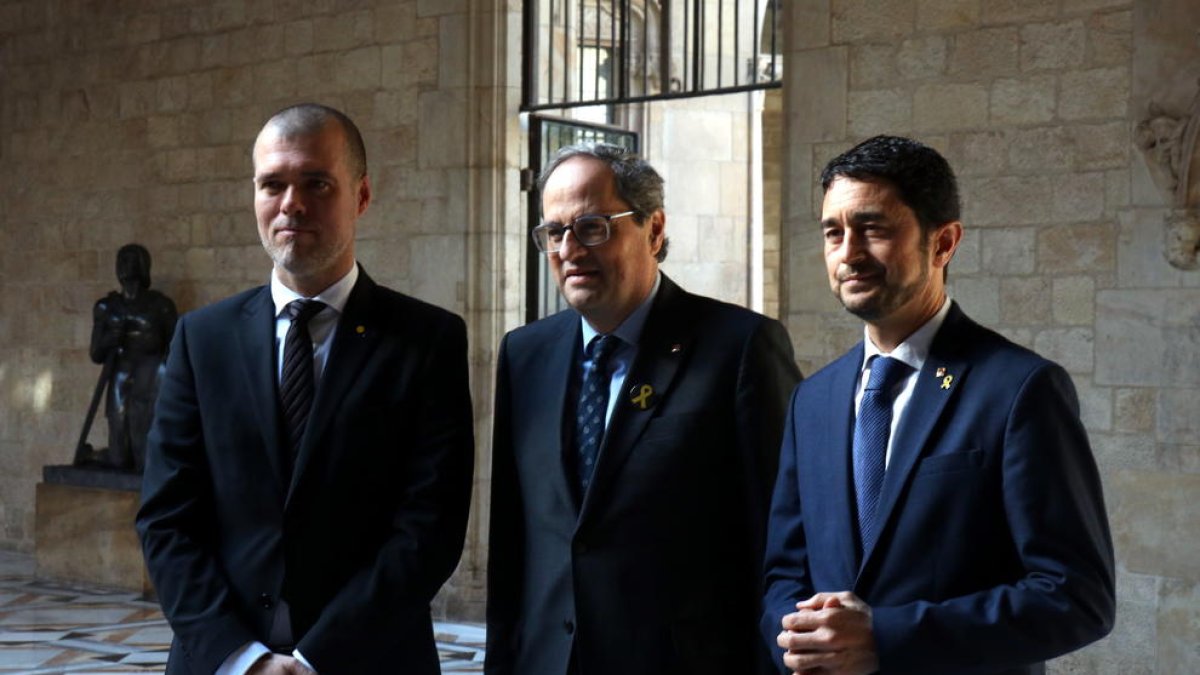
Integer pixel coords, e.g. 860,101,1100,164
629,384,655,410
941,375,954,389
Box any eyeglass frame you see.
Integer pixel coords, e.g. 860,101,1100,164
531,210,638,254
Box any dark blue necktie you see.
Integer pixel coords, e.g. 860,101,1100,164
574,335,618,492
279,299,326,467
853,355,910,554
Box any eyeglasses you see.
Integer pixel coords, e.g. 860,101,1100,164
531,211,636,254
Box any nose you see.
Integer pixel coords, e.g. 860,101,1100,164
280,185,305,216
557,228,587,261
839,227,867,264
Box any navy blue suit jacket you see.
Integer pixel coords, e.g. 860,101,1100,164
487,275,801,675
762,303,1114,674
137,268,474,675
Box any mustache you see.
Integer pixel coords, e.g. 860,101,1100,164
272,217,306,230
837,261,885,281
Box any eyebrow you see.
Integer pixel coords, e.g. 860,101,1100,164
254,169,336,183
821,210,888,228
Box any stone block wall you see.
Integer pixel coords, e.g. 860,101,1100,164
782,0,1197,671
0,0,522,620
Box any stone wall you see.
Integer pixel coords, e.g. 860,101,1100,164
782,0,1198,671
0,0,522,620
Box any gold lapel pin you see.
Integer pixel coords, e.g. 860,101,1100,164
940,374,954,389
355,325,366,335
629,383,655,410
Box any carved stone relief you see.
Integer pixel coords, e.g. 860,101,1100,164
1133,5,1200,270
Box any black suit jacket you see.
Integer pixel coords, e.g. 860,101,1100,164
137,268,474,675
762,303,1115,674
486,275,801,675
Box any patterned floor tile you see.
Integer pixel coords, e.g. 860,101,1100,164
0,552,485,674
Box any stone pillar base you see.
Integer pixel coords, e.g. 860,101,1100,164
35,470,152,595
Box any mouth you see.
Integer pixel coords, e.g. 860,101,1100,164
563,268,599,284
838,266,883,286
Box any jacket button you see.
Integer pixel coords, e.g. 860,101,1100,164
259,593,274,609
563,619,575,635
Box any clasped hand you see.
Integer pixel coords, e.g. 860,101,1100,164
777,591,879,675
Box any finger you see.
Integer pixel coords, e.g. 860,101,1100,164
796,593,830,610
784,649,836,671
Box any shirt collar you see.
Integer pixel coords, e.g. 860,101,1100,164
861,296,951,373
581,272,662,349
270,263,359,318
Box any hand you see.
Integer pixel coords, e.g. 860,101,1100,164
776,591,878,675
248,654,317,675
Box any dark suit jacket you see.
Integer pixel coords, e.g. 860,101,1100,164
761,303,1115,675
486,275,802,675
136,268,474,675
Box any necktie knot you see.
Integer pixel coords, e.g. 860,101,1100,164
588,335,618,369
865,356,909,393
285,299,325,326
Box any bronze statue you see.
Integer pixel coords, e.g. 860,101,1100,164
76,244,177,471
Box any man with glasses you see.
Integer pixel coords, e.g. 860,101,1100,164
486,143,801,675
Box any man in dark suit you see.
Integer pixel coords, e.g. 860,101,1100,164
136,103,474,675
486,143,801,675
762,135,1115,674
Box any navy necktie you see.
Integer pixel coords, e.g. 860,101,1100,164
574,335,618,493
279,299,326,467
853,355,910,554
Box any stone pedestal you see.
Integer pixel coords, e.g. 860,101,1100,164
35,466,152,595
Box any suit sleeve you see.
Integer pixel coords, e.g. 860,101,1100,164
297,312,475,669
871,363,1116,673
137,316,259,674
759,385,814,673
734,319,802,673
483,334,521,675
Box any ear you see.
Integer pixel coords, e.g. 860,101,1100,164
931,221,963,269
356,175,372,216
648,209,666,256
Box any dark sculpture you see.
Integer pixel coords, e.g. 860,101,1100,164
76,244,177,472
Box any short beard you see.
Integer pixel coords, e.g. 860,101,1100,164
260,221,347,282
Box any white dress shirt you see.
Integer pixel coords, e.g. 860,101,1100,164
854,296,952,468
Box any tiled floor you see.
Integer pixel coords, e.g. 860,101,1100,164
0,552,484,674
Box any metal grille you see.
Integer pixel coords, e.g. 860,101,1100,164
522,0,782,111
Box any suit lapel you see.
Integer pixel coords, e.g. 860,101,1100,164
286,271,382,506
235,288,287,489
541,315,584,517
859,304,971,574
821,346,864,585
579,277,690,523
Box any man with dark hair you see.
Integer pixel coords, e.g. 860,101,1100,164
762,135,1115,674
137,103,474,675
486,143,801,675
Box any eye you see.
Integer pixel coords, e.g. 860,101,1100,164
309,179,332,193
575,217,608,237
542,224,565,242
258,180,285,195
823,226,843,242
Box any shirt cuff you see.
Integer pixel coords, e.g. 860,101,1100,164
216,641,272,675
293,648,316,672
